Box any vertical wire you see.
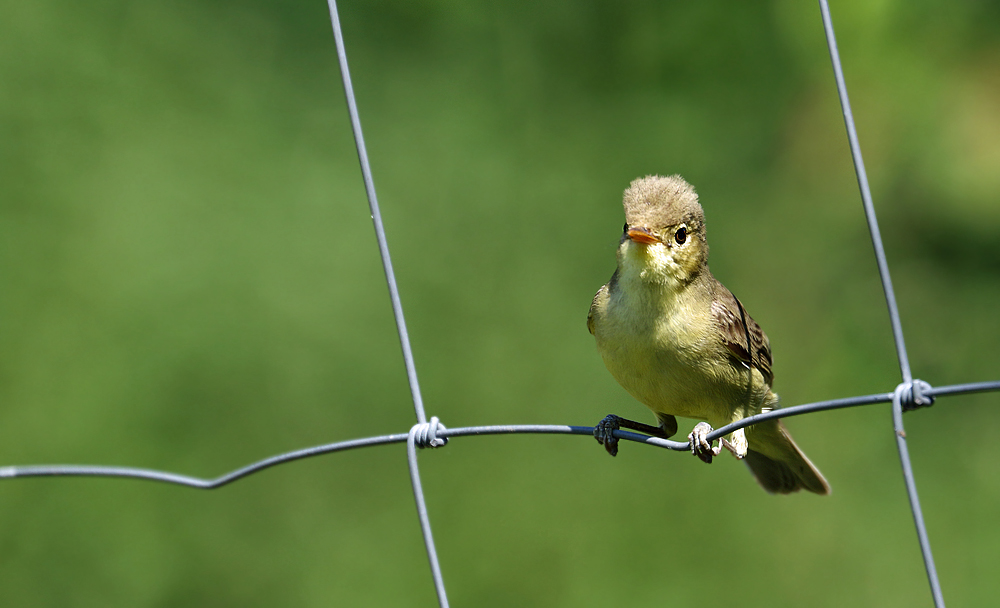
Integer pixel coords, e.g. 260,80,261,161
408,430,451,608
324,3,448,606
891,391,946,608
818,2,943,606
817,0,912,384
325,0,427,425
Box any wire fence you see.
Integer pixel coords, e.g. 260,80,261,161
4,2,999,607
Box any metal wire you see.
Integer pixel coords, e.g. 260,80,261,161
1,2,998,606
926,380,1000,398
892,385,946,608
324,0,427,427
819,1,943,605
323,2,446,605
1,380,992,488
0,433,410,488
818,0,912,385
408,422,450,608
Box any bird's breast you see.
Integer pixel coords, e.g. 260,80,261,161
593,279,753,425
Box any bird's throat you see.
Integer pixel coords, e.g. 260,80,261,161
618,240,689,289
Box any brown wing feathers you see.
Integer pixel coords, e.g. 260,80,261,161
712,288,774,387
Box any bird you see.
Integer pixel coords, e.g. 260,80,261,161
587,174,829,494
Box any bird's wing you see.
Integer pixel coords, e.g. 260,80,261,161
711,289,774,387
587,285,606,335
587,271,617,335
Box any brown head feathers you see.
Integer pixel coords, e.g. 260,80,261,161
622,175,704,233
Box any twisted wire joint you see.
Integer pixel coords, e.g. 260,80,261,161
411,417,449,449
896,379,935,413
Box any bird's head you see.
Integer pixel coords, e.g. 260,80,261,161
617,174,708,286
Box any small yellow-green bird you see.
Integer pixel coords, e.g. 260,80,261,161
588,175,829,494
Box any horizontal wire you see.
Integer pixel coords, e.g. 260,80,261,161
925,380,1000,398
702,391,892,442
0,379,994,490
0,434,410,489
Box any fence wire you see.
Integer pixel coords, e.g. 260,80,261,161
3,1,999,607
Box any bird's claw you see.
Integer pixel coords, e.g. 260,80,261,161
594,414,622,457
688,422,722,464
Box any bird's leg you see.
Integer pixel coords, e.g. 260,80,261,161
594,414,673,457
720,428,748,459
688,422,723,463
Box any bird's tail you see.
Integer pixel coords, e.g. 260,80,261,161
744,418,830,495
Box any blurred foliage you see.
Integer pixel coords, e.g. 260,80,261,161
1,0,999,606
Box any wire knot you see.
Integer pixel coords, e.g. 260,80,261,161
895,379,935,412
411,417,449,449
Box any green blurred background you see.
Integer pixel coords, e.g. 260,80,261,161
2,0,999,605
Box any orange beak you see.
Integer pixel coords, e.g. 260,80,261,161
626,226,661,245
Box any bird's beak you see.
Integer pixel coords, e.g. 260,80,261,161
626,226,661,245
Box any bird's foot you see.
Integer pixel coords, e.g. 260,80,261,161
688,422,722,463
594,414,622,457
720,428,748,460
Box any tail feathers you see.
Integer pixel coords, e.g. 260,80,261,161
744,420,829,495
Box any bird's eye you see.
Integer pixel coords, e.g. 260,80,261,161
674,227,687,245
622,223,628,233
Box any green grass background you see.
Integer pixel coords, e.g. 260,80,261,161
2,0,999,605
